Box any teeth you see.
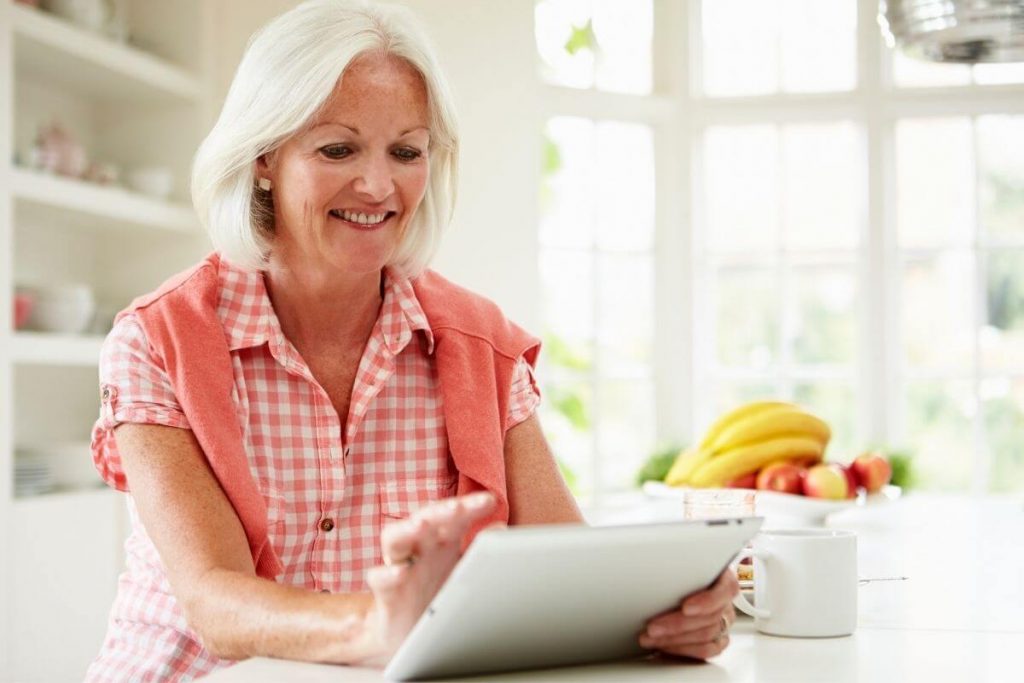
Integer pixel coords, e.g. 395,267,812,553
334,209,388,224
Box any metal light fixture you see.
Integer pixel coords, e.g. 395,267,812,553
879,0,1024,63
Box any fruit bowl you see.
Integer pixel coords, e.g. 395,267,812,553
642,482,901,526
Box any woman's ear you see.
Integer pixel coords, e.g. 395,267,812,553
255,153,275,191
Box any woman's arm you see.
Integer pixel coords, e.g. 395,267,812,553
116,423,381,663
116,423,495,665
503,414,584,525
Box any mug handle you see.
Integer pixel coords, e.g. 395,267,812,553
733,548,771,620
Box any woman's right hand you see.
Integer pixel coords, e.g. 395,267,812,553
363,491,499,663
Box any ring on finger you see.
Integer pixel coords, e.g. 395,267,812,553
714,614,729,642
384,554,417,568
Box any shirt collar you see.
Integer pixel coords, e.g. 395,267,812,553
217,258,434,355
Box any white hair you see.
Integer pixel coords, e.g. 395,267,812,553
191,0,459,277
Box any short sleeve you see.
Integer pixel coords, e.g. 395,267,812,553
98,315,189,431
505,355,541,431
91,314,189,490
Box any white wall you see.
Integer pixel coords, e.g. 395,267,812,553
212,0,541,332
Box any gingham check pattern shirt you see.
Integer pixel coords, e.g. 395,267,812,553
85,260,540,682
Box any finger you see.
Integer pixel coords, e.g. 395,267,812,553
724,603,736,627
644,610,722,638
639,619,724,648
682,570,740,616
366,563,409,594
381,516,426,565
656,634,730,661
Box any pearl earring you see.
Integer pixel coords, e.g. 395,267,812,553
258,177,272,191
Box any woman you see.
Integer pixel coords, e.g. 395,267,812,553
86,1,738,680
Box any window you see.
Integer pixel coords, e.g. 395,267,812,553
535,0,1024,499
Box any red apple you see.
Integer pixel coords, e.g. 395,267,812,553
851,452,892,493
755,461,805,495
726,472,758,489
839,464,859,499
802,463,849,500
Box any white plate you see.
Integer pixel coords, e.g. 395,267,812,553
643,482,901,525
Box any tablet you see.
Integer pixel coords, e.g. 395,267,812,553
384,516,762,681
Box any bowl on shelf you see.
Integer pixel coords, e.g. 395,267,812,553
14,452,56,497
126,166,174,200
20,283,96,334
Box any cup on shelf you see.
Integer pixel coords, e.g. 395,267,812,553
20,283,96,335
13,291,35,330
126,166,174,200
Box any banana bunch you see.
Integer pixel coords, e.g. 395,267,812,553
665,401,830,488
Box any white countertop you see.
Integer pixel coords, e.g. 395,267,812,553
205,494,1024,683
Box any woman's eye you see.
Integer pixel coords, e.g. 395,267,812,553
393,148,422,162
320,145,352,159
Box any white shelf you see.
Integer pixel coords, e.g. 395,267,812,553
11,2,202,104
11,331,104,366
11,167,198,234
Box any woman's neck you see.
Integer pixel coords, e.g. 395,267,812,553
263,253,383,353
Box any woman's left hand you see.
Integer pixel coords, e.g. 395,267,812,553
637,569,739,660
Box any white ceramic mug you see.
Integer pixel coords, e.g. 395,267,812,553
733,529,857,637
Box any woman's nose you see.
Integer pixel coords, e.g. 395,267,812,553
352,155,395,201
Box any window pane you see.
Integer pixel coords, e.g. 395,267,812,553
541,250,594,353
982,378,1024,493
779,0,857,93
592,0,653,94
541,117,596,249
905,380,975,492
539,375,595,498
597,378,655,491
783,121,862,250
978,116,1024,243
901,253,974,370
535,0,595,89
597,254,653,375
710,382,779,421
704,125,780,252
596,121,654,251
793,382,856,462
535,0,652,94
982,250,1024,372
791,267,857,365
896,118,974,249
702,0,855,96
891,50,971,88
715,267,779,368
701,0,778,96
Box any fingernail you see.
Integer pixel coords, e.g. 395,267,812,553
683,603,702,616
648,625,667,637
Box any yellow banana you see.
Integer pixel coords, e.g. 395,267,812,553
697,400,799,452
687,436,824,488
665,447,713,486
708,406,831,454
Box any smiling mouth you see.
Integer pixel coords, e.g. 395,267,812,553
329,208,396,228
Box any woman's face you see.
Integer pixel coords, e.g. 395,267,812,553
260,53,431,276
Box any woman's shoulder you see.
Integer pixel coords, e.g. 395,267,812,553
411,269,539,358
119,253,223,320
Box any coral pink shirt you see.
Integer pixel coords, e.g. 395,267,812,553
85,257,539,682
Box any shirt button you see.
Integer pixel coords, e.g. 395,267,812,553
319,518,335,532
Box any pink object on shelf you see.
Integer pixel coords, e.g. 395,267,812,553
14,292,34,330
